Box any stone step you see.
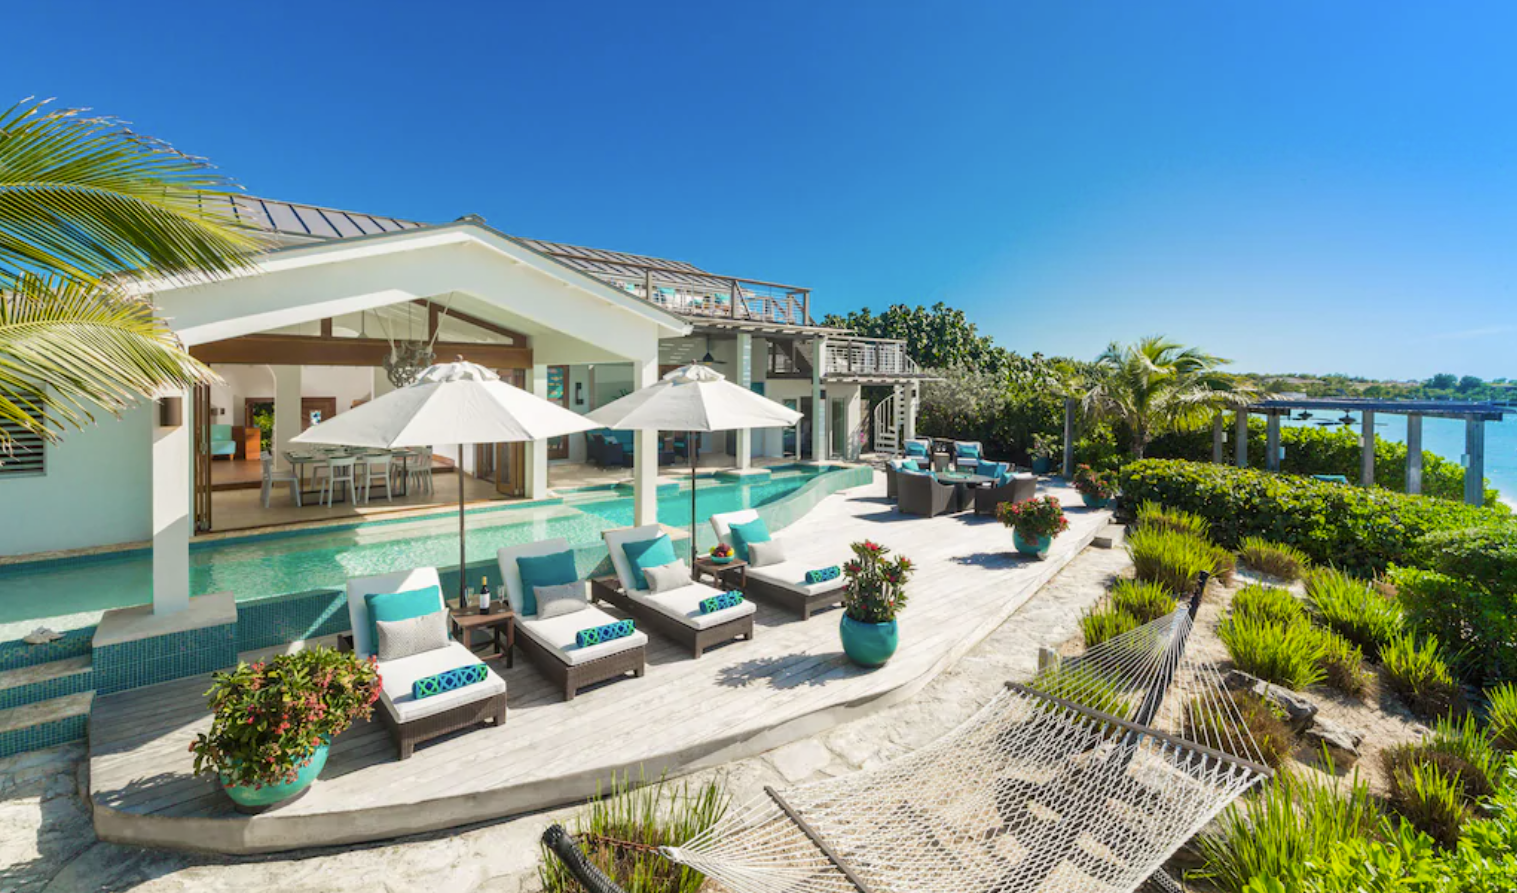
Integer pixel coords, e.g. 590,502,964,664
0,627,94,672
1092,523,1126,550
0,655,94,711
0,692,93,759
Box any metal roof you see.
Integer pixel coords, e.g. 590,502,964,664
1251,396,1514,421
211,195,426,240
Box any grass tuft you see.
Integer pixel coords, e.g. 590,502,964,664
1134,500,1210,539
1315,627,1369,698
1237,536,1311,581
1488,682,1517,752
1080,606,1140,648
1381,633,1463,720
1183,689,1294,769
1382,756,1470,850
1109,579,1177,623
1128,528,1218,596
1231,584,1306,628
1304,567,1404,660
1219,614,1326,691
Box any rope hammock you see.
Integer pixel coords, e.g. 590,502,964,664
545,574,1270,893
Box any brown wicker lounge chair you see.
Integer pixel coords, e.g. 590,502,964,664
345,567,507,760
974,472,1039,516
497,539,649,701
599,525,756,658
897,470,959,517
708,510,848,620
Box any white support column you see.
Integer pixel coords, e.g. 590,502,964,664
735,333,752,470
632,357,659,526
1360,410,1376,487
1266,411,1282,472
1234,408,1249,467
841,385,863,461
1212,413,1225,464
525,362,549,498
903,380,918,442
272,365,302,460
1465,417,1486,506
152,391,191,615
1406,414,1423,495
810,337,827,462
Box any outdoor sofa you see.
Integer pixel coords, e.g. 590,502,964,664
884,456,932,500
597,525,756,658
897,468,961,517
709,509,848,620
974,468,1039,516
344,567,507,760
497,538,648,701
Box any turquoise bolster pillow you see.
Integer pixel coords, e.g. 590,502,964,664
728,517,771,562
365,585,441,655
805,566,841,585
576,619,636,648
622,535,677,590
411,663,488,700
904,441,928,458
700,591,746,614
517,550,577,616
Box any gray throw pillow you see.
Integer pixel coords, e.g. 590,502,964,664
748,539,787,568
643,560,690,593
375,610,449,661
536,581,590,619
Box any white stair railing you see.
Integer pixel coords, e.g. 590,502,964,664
872,392,901,455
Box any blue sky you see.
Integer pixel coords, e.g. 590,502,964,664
11,2,1517,380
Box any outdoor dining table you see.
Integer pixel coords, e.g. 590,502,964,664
283,448,419,503
934,471,997,512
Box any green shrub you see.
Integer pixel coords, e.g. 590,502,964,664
1394,524,1517,685
1238,536,1311,581
1383,758,1470,850
1028,665,1133,723
1195,766,1382,892
1080,606,1140,648
1232,583,1306,627
1134,500,1210,539
1305,568,1404,659
1118,459,1505,575
1109,579,1177,623
1220,614,1327,691
1488,682,1517,751
1382,634,1463,719
1421,713,1504,798
1209,542,1238,586
538,773,728,893
1184,689,1295,769
1315,628,1369,698
1127,527,1217,596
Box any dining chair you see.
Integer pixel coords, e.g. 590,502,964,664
408,448,434,495
359,453,394,504
260,453,301,508
319,456,358,507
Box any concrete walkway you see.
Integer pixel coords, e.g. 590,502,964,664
2,545,1128,892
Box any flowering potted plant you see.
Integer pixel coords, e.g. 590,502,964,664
1030,433,1059,475
1072,463,1117,509
190,647,381,812
839,540,914,667
997,495,1069,560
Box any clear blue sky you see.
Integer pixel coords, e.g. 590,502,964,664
12,2,1517,380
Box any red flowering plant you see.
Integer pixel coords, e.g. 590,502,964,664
1072,464,1117,500
190,647,381,789
997,495,1070,541
841,540,914,624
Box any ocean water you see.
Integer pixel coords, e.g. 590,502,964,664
1280,413,1517,507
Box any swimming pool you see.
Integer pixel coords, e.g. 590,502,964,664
0,465,854,625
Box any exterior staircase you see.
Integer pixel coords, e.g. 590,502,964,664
0,632,96,758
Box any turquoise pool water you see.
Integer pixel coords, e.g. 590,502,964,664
0,466,835,625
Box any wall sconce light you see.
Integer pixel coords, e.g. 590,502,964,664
574,382,584,405
158,396,183,427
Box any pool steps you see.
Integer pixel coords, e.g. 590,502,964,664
0,653,96,757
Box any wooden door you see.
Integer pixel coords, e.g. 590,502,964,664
547,365,570,460
301,397,338,429
193,385,213,533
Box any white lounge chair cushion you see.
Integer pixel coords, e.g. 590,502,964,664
630,582,756,630
518,604,649,666
746,560,850,597
378,641,505,725
536,581,591,620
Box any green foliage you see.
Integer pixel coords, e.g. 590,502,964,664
1081,335,1248,458
1183,689,1295,769
821,301,1010,374
913,359,1091,467
1127,527,1218,596
1385,758,1471,849
189,648,381,789
1382,634,1463,720
1397,524,1517,685
841,540,913,624
1232,583,1306,627
1072,463,1117,499
997,494,1069,541
1030,665,1134,722
1109,579,1177,623
1488,683,1517,751
1080,605,1140,647
1220,614,1327,690
1134,500,1210,539
1195,766,1383,892
1317,628,1370,697
537,773,728,893
1305,568,1405,660
1119,459,1504,575
1238,536,1311,581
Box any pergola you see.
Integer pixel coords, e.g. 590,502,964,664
1215,397,1513,506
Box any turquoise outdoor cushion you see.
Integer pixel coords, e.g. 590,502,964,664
728,517,772,562
904,441,929,458
364,585,441,655
622,535,677,590
955,442,982,460
901,459,923,472
517,551,577,616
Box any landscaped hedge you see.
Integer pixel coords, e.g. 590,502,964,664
1392,523,1517,684
1118,459,1504,574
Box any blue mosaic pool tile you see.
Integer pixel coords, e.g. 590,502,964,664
0,666,94,711
0,712,86,759
0,627,95,671
236,590,350,653
94,622,236,695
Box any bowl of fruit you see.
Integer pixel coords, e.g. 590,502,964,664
709,543,736,564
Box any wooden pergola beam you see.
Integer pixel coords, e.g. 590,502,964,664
191,334,531,369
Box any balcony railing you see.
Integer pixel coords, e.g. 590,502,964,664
822,338,919,378
606,274,813,327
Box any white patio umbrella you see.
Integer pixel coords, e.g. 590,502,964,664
292,360,596,606
586,363,802,561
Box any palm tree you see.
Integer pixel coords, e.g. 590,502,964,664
0,98,261,449
1082,336,1252,459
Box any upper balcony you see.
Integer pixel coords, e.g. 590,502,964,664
822,337,920,379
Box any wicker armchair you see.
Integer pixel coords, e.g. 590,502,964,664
974,472,1039,517
897,472,958,517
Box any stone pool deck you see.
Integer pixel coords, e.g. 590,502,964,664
84,472,1111,855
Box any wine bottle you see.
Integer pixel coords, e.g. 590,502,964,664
479,575,492,612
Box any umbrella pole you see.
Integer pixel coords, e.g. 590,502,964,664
689,431,699,568
459,451,468,609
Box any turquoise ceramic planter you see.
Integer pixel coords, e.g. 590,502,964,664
221,741,329,812
839,615,899,668
1014,530,1053,560
1081,492,1112,509
1031,456,1052,474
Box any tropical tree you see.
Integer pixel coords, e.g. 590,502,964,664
0,98,260,450
822,302,1011,374
1082,336,1251,459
